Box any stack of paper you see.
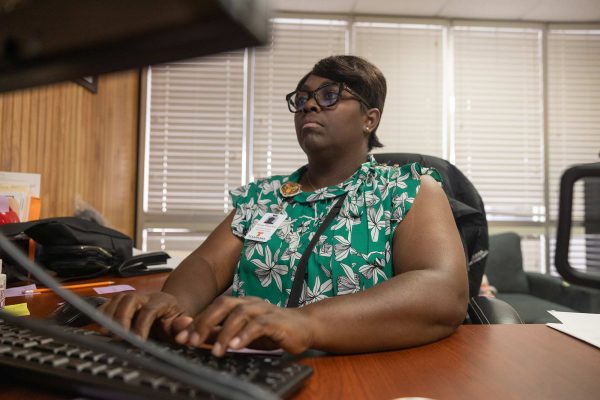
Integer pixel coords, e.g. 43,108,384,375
0,172,41,222
547,310,600,349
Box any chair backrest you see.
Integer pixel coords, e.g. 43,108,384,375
486,232,529,294
373,153,489,300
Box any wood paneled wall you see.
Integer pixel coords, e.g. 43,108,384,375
0,71,140,237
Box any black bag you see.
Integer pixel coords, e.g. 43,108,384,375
0,217,170,282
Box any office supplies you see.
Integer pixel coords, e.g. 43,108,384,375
5,283,36,298
0,195,20,225
93,284,135,294
3,302,29,316
22,281,116,294
50,296,107,327
0,318,312,399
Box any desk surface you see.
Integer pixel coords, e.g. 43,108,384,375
4,274,600,400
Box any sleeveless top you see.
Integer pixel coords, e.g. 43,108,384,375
230,155,442,307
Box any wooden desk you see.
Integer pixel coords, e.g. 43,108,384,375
4,274,600,400
294,325,600,400
5,274,168,317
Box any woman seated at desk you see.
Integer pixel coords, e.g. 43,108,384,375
101,55,468,357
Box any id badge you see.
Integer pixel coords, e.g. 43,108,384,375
245,213,287,242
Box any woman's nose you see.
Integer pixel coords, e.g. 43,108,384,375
302,95,320,113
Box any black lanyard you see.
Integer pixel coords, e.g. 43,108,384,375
286,193,347,308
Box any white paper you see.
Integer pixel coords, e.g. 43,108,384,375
0,172,41,197
227,347,284,356
546,310,600,349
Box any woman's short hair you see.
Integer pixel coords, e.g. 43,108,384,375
297,55,387,150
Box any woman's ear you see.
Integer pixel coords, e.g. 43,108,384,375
363,108,381,134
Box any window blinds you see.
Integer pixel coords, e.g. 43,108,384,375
547,30,600,222
452,26,544,221
140,17,599,270
353,23,445,157
146,52,246,219
251,19,348,180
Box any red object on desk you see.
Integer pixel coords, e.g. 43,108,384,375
0,207,20,225
0,195,20,225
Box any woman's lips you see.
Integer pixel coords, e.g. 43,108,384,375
302,121,322,130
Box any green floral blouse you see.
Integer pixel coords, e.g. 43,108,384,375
229,155,442,307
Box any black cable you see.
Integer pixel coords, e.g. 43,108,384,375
0,233,278,400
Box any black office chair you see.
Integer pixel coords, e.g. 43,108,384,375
373,153,522,324
556,162,600,290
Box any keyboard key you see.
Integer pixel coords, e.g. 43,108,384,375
90,364,107,375
17,340,39,349
24,351,43,361
100,366,123,378
157,379,180,394
35,354,56,364
141,375,166,389
37,342,67,353
78,350,94,359
66,359,92,372
12,349,30,359
87,352,106,362
56,346,79,357
116,369,140,382
50,357,69,367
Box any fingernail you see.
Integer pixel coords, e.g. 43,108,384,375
212,342,222,356
189,332,200,346
175,330,189,344
229,337,241,349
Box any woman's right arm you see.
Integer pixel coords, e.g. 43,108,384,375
99,211,243,339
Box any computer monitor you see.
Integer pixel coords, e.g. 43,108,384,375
0,0,270,93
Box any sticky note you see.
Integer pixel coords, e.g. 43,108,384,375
4,303,30,316
94,284,136,294
5,284,37,298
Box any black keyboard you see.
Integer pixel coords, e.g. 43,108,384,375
0,320,312,399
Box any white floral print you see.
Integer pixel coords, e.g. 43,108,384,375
228,157,441,307
251,247,288,292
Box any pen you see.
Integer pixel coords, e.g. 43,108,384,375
22,281,115,294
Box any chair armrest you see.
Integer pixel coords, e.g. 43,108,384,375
467,296,523,324
528,272,600,313
527,272,564,300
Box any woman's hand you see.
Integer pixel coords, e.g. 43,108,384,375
98,292,192,340
174,296,314,357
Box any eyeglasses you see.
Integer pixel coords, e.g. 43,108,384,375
285,82,370,113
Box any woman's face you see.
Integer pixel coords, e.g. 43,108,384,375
294,74,370,158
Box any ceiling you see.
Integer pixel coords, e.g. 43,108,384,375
272,0,600,22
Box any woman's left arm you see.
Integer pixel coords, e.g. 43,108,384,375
301,174,468,352
181,175,468,355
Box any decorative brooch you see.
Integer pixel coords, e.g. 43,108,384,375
279,181,302,197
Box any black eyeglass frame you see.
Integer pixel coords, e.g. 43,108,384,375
285,82,371,113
